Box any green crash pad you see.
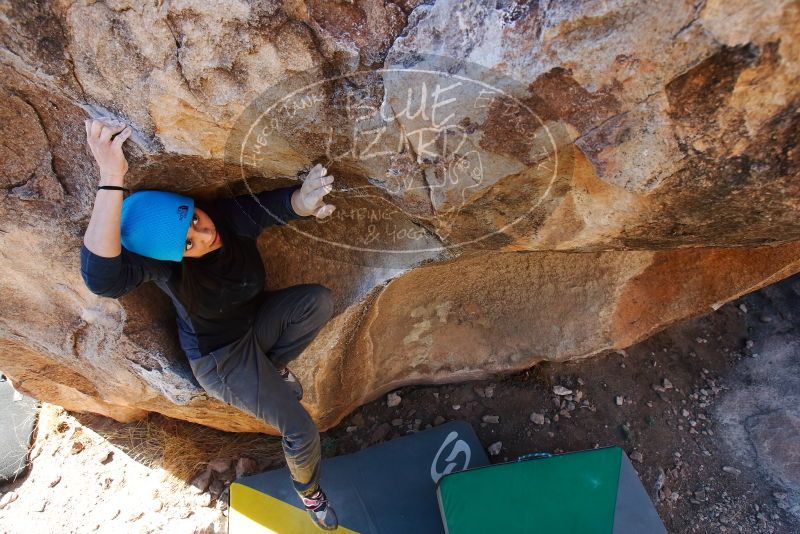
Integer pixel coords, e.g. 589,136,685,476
436,446,666,534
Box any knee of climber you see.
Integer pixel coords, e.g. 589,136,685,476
282,410,320,455
303,284,334,325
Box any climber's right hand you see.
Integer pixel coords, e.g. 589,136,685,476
85,117,132,184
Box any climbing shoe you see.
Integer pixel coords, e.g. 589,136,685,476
301,488,338,530
279,367,303,401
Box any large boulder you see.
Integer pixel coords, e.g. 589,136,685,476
0,0,798,433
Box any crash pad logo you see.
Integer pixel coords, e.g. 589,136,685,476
176,205,189,220
431,431,472,483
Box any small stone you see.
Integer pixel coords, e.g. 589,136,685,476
209,479,225,500
630,451,644,463
71,441,85,454
99,451,114,465
484,385,495,398
681,409,690,417
433,415,446,426
127,510,144,521
235,457,257,478
739,303,748,313
488,442,502,456
219,487,230,508
350,413,365,427
615,396,624,406
620,422,633,441
195,492,213,507
371,423,392,443
387,392,402,407
0,491,18,509
207,458,232,474
530,412,545,425
662,378,674,390
722,466,741,476
654,469,666,494
391,418,403,426
482,415,500,424
190,468,213,493
553,385,572,396
451,404,461,410
346,426,358,433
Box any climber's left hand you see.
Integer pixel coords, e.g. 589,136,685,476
291,163,337,219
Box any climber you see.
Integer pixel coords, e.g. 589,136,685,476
79,117,339,531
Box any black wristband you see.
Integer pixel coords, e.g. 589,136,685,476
97,185,129,192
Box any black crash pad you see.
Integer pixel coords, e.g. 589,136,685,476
0,375,39,483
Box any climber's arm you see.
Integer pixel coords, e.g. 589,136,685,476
82,117,131,258
80,244,171,298
80,117,171,298
216,185,313,238
217,165,336,237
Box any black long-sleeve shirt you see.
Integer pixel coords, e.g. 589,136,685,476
80,185,312,359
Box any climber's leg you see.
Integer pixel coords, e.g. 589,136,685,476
251,283,334,369
188,336,322,496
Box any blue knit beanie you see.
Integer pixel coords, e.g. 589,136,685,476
120,190,194,262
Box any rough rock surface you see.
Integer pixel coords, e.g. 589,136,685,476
0,0,798,433
716,275,800,520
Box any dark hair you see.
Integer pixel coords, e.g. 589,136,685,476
175,200,247,316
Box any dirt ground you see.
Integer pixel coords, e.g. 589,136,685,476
1,280,798,533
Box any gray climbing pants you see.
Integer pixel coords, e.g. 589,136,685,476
188,283,334,497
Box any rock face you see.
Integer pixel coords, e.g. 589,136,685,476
0,0,799,433
716,274,800,520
